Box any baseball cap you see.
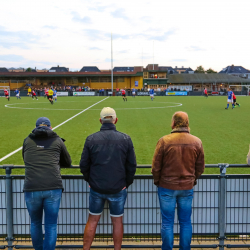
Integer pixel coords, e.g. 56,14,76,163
36,117,51,127
100,107,116,121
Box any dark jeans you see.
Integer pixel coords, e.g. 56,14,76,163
158,187,193,250
25,189,62,250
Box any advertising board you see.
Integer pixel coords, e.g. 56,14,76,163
166,91,187,96
73,92,95,96
57,92,68,96
137,92,149,96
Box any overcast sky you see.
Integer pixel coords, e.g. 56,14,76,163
0,0,249,71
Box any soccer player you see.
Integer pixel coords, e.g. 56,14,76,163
121,89,127,101
233,93,240,107
132,88,136,98
53,88,57,102
204,88,208,98
48,87,54,104
149,88,154,101
225,88,234,109
44,87,48,98
4,89,10,101
28,86,31,96
14,89,21,99
31,89,38,100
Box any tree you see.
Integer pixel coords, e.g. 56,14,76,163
206,68,217,74
26,67,32,72
195,66,205,73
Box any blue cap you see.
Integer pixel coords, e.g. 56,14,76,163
36,117,51,127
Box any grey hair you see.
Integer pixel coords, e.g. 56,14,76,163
101,117,116,124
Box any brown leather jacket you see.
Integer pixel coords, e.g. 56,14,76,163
152,127,205,190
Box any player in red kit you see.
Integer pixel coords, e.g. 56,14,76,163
233,93,240,107
31,90,38,100
4,89,10,101
44,88,49,98
204,88,208,98
121,89,127,102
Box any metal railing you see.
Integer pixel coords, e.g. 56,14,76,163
0,164,249,249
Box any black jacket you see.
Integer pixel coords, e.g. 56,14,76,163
22,126,72,192
80,123,137,194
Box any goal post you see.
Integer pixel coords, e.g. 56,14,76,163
0,86,10,97
229,85,250,96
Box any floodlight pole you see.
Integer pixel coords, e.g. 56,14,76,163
111,33,113,93
153,41,154,70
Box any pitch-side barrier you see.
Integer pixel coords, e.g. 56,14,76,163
0,164,249,249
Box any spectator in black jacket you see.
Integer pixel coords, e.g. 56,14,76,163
80,107,137,250
22,117,71,250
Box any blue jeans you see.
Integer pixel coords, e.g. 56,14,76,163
89,188,127,217
25,189,62,250
158,187,193,250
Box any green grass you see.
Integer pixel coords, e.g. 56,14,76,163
0,95,249,175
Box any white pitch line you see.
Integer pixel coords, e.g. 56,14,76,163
0,97,109,163
5,102,183,111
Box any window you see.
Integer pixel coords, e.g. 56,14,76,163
90,77,100,82
117,77,124,82
100,77,111,82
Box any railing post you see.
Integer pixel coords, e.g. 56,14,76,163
218,163,229,250
4,165,14,250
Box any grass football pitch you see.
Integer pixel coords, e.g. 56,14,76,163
0,95,249,175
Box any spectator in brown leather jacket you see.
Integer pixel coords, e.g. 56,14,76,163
152,111,205,250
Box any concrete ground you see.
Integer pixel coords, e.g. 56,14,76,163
6,239,250,250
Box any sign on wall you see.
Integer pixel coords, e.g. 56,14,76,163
135,81,138,87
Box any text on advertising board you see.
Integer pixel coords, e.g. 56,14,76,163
166,91,187,96
73,92,95,96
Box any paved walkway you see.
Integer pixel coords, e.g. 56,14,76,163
8,239,250,250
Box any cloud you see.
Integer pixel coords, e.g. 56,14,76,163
112,33,129,39
43,25,57,29
72,12,91,24
140,28,177,41
83,28,176,42
111,8,129,20
89,47,102,50
171,59,187,62
104,58,116,63
89,4,112,12
118,50,128,53
0,54,57,68
186,46,206,51
0,26,40,49
140,16,152,23
0,54,25,62
84,29,108,40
